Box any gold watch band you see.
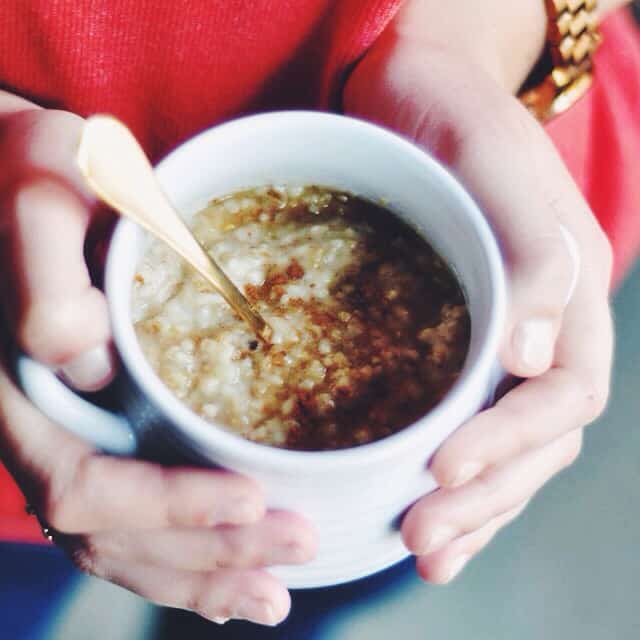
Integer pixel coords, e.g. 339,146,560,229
519,0,602,122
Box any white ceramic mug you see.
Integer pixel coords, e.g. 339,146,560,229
16,112,507,589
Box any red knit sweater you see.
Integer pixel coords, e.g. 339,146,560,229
0,1,639,542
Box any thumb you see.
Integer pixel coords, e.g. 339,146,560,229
493,216,577,378
446,104,583,378
7,177,114,391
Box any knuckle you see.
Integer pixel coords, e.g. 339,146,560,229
472,469,501,500
577,373,609,423
17,302,76,365
561,369,609,424
154,466,227,528
185,592,208,617
23,110,84,161
561,431,583,468
17,290,109,366
68,538,104,578
219,531,252,567
234,474,263,500
585,386,609,422
41,489,73,532
189,578,232,620
158,467,211,528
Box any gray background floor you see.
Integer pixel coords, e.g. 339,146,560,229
39,261,640,639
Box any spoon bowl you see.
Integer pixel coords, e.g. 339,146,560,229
76,115,272,343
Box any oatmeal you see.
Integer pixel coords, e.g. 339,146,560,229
132,186,470,450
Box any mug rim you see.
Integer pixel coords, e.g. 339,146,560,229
106,111,506,473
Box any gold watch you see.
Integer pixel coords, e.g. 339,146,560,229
519,0,602,122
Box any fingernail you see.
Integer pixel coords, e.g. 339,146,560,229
235,598,279,626
444,554,470,583
512,318,554,373
59,345,115,391
211,496,261,525
421,525,455,554
212,617,229,625
450,462,484,488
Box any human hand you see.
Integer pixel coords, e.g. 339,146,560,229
344,1,615,583
0,101,316,625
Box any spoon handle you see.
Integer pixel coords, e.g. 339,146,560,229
77,115,271,342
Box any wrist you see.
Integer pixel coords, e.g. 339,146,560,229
389,0,629,96
390,0,548,94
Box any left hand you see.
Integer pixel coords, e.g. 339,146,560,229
344,0,615,583
0,106,316,626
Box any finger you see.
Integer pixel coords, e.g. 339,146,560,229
81,558,290,626
0,363,264,533
415,501,528,584
403,429,582,555
84,510,317,571
41,455,267,534
0,361,290,629
431,370,593,488
1,110,113,391
430,250,612,489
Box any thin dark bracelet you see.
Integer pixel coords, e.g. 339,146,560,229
25,503,59,544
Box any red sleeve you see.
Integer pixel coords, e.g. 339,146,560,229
545,8,640,287
0,463,43,543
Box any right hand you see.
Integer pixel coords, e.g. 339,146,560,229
344,0,616,585
0,103,317,626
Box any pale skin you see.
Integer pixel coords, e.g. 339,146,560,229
0,0,629,626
